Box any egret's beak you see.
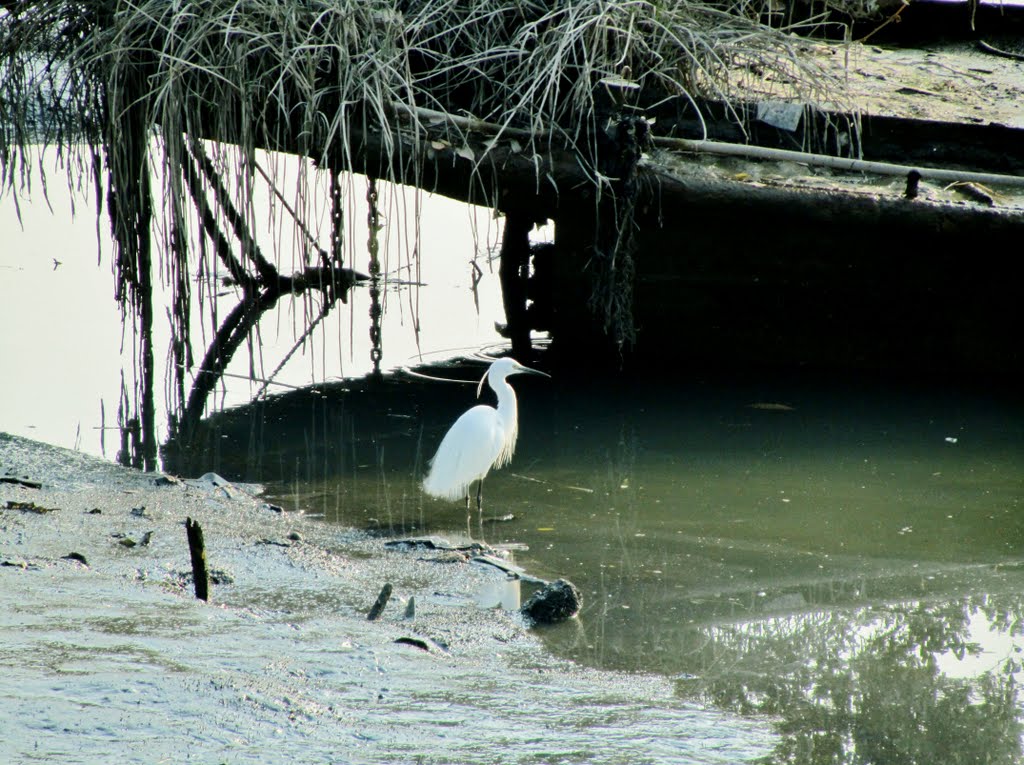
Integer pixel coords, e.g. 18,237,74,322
476,360,551,398
516,363,550,379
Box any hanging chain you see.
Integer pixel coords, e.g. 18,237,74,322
366,178,383,380
329,166,344,268
325,165,345,304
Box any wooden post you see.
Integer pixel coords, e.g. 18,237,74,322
498,210,534,362
185,517,209,602
367,583,392,621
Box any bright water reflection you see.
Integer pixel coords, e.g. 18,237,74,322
188,367,1024,765
0,150,511,457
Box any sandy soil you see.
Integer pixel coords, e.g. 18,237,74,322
0,432,773,764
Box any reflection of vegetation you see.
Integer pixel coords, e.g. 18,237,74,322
682,595,1023,765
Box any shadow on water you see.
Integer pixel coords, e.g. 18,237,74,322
165,359,1024,765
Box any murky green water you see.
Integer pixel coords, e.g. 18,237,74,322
182,362,1024,765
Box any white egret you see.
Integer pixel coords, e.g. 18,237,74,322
422,357,549,513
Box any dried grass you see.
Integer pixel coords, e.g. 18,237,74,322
2,0,849,198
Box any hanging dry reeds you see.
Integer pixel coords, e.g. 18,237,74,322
2,0,849,205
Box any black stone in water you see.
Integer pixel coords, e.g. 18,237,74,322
520,578,582,626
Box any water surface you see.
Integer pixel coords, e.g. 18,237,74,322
196,368,1024,764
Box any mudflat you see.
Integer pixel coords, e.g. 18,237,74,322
0,432,771,764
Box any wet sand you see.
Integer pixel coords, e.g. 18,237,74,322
0,432,772,764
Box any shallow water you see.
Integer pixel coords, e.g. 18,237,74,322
193,369,1024,765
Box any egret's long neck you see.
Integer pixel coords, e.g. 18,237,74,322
491,374,519,465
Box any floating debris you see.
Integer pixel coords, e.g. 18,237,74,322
747,402,795,411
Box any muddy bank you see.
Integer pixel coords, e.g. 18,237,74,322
0,433,772,764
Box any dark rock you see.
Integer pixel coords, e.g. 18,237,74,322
520,578,582,626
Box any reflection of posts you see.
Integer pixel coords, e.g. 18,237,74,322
171,140,365,447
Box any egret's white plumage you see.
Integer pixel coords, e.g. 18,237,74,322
422,357,548,507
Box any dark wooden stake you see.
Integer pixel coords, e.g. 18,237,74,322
367,583,392,621
185,517,209,602
498,209,534,362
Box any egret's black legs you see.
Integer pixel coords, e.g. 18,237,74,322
476,479,486,536
464,480,486,538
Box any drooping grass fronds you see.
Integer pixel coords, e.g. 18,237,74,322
2,0,849,200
